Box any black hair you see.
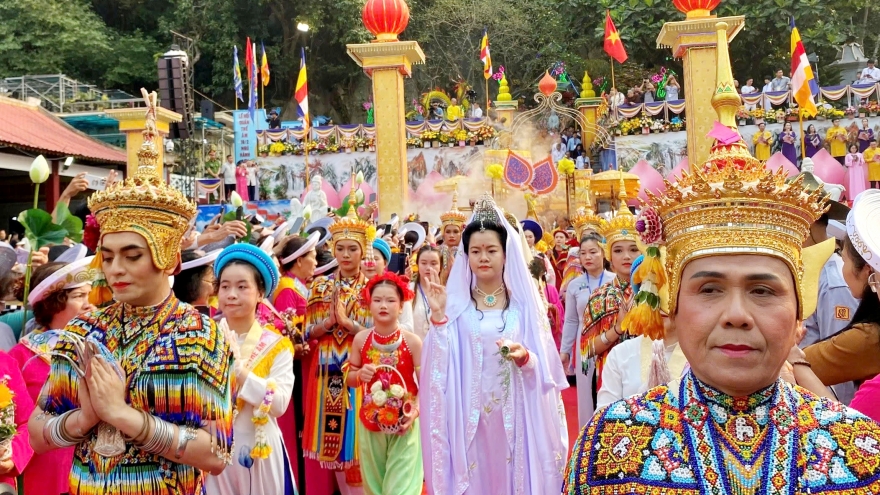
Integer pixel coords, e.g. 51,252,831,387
48,245,70,262
529,257,547,282
216,259,266,296
279,236,311,271
173,251,213,304
316,250,337,275
580,233,603,248
841,236,880,330
462,220,511,327
403,230,419,246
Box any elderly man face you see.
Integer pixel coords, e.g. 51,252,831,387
672,255,799,397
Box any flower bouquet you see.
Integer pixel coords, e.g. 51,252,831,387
750,108,765,124
453,129,468,145
670,117,684,132
421,130,439,147
476,125,497,142
439,132,454,146
736,106,751,125
406,137,422,148
341,137,356,152
650,119,665,133
269,141,285,156
359,366,415,434
639,113,653,134
0,376,15,454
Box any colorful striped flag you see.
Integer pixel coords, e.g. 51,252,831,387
480,28,492,80
790,18,817,117
249,42,258,120
233,46,243,102
295,48,309,130
260,41,270,86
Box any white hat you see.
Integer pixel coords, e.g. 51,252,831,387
826,219,847,243
846,189,880,272
314,258,338,276
28,256,97,305
399,222,426,250
260,236,276,255
271,221,291,241
56,243,88,263
180,249,222,271
306,217,334,248
281,231,321,265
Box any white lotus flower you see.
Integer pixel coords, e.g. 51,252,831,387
389,384,405,398
230,191,243,208
29,155,50,184
370,380,383,394
371,390,388,407
303,204,313,220
355,171,364,184
355,189,365,204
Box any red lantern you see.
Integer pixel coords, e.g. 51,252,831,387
362,0,411,42
672,0,721,18
539,71,557,97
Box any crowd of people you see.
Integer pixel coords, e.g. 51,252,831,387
1,38,880,495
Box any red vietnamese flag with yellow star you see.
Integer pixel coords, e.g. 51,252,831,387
604,10,628,64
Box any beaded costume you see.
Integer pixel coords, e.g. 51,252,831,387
41,295,233,495
38,89,234,495
580,276,632,389
564,371,880,495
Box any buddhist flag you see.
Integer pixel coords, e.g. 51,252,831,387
233,46,243,102
790,18,817,117
480,28,492,80
604,11,627,64
295,48,310,130
260,41,270,86
249,42,258,121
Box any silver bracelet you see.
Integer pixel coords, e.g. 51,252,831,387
175,426,198,459
140,417,175,455
45,411,81,448
600,331,611,346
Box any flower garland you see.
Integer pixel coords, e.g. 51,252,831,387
250,379,276,459
0,376,15,447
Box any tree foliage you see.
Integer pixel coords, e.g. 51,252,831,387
1,0,876,121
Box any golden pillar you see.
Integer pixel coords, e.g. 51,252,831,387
657,3,743,166
347,0,425,222
576,71,604,148
106,107,181,177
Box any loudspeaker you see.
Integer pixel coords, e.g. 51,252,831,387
157,56,191,139
200,99,215,121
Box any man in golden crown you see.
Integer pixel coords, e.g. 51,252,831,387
564,23,880,494
27,89,234,495
302,183,375,495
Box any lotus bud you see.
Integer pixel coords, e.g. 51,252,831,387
29,155,50,184
355,189,365,204
303,204,313,220
356,171,365,184
230,191,244,208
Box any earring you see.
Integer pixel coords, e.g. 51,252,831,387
868,272,879,293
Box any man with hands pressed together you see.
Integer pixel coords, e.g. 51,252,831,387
28,92,234,495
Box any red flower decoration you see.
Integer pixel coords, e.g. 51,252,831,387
635,207,663,245
83,214,100,252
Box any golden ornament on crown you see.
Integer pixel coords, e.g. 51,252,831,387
329,217,374,252
570,206,609,240
88,90,196,271
640,140,829,318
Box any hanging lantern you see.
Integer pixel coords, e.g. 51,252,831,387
672,0,721,19
362,0,411,42
539,71,557,97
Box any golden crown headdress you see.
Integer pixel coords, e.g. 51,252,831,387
623,22,829,340
88,89,197,271
598,171,638,258
328,172,375,252
570,180,609,239
440,191,467,228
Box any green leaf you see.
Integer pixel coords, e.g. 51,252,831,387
54,202,84,243
18,209,68,249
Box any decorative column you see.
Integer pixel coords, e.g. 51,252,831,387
575,71,604,148
657,0,743,166
347,0,425,222
106,107,181,177
494,74,518,128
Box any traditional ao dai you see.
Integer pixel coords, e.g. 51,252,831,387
207,321,297,495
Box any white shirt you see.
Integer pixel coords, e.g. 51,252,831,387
470,107,483,119
575,155,585,170
596,336,688,411
220,161,236,184
247,165,258,186
860,66,880,83
741,85,756,95
551,144,566,164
